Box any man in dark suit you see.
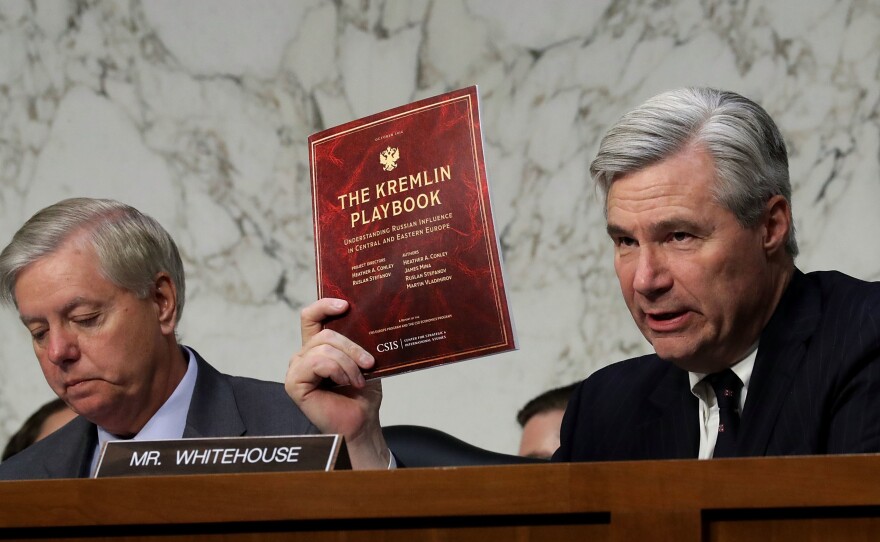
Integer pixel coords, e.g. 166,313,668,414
553,87,880,461
284,87,879,465
0,349,317,479
0,198,389,479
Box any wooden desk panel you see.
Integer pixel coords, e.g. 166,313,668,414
1,455,878,541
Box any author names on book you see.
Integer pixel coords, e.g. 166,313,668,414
402,249,451,289
350,258,393,285
347,212,455,288
347,249,453,288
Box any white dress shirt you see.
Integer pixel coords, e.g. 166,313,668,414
688,344,758,459
89,347,199,476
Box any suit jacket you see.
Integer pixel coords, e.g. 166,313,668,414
0,349,317,480
554,269,880,462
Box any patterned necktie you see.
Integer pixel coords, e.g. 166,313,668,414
706,369,743,458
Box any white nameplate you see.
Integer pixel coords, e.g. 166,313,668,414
94,434,350,478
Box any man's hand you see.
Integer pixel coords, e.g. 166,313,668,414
285,298,391,469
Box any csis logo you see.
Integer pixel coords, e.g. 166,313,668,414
376,340,401,353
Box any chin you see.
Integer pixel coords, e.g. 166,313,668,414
657,351,721,374
652,343,702,371
656,352,691,367
68,400,110,425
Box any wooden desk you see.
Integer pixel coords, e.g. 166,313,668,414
1,455,878,541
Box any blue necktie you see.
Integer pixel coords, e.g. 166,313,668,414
706,369,743,458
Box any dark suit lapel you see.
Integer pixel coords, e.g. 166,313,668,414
640,364,699,459
738,269,820,456
182,349,247,438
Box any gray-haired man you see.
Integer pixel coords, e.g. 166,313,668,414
554,87,880,461
286,88,880,464
0,198,387,479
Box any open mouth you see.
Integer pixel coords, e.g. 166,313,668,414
650,311,685,321
645,310,689,331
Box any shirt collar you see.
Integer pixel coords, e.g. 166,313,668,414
93,347,199,469
689,342,758,394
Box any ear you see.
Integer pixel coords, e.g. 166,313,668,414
762,195,792,256
151,272,179,336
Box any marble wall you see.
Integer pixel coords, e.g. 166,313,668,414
0,0,878,454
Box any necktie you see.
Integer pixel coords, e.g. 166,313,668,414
706,369,743,458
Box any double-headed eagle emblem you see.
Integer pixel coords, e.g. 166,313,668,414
380,146,400,171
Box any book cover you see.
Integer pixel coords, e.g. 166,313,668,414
308,86,516,378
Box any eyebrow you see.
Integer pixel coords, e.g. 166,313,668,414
606,218,706,239
606,223,630,238
19,297,98,326
654,218,704,233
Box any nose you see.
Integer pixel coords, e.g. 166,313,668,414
46,327,80,365
632,245,673,298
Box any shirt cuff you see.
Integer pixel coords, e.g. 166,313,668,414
388,451,397,469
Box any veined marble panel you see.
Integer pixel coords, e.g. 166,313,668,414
0,0,877,454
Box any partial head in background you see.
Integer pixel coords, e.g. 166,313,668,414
2,398,77,461
517,383,576,459
591,88,796,373
0,198,188,437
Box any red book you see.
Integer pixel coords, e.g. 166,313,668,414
309,86,516,378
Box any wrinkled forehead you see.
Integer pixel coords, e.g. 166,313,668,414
605,147,719,215
600,151,726,221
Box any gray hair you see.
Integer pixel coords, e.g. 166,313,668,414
590,87,798,257
0,198,186,324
